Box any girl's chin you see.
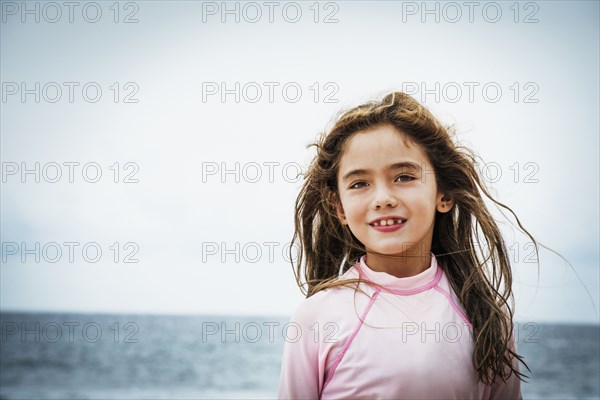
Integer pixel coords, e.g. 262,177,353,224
364,241,425,256
365,247,408,256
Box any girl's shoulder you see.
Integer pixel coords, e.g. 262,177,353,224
289,265,373,324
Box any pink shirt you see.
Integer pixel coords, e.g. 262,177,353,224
277,253,522,399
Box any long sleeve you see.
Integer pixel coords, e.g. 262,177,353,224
277,300,322,400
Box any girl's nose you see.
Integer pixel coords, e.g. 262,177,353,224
372,185,398,209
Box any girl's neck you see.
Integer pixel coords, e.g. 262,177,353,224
365,248,432,279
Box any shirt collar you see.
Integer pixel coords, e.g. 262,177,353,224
354,252,442,295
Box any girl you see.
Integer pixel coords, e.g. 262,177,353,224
278,91,535,399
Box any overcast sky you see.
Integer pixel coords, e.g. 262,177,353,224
1,0,598,324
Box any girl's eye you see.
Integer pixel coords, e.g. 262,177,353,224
349,181,368,189
396,175,415,183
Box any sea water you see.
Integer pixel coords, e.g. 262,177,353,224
1,312,598,399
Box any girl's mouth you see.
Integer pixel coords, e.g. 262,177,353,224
369,218,406,232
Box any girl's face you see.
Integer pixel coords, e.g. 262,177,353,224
335,124,453,271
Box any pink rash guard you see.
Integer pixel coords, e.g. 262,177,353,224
277,253,522,399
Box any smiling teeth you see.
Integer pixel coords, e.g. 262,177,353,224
372,219,404,226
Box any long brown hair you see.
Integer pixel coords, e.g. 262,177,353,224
290,91,536,385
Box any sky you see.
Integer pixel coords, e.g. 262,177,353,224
1,0,598,324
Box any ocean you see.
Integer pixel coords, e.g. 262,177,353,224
1,312,598,399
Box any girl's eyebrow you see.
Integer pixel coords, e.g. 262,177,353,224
341,162,422,182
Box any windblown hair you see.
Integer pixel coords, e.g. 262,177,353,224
290,91,536,385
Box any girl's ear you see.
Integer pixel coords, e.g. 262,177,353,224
331,191,348,225
437,193,454,213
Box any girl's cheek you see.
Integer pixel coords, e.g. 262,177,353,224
348,196,366,209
